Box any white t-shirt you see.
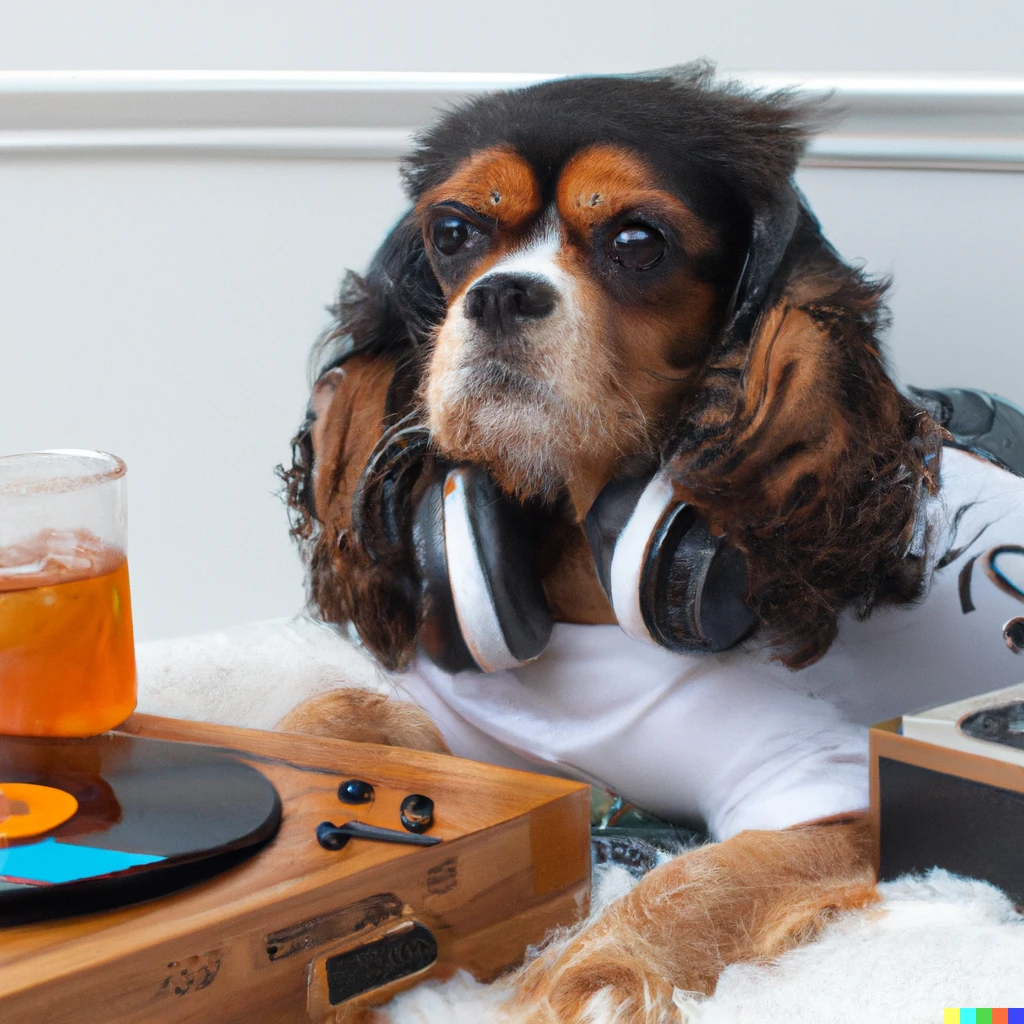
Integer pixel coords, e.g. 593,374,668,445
395,448,1024,840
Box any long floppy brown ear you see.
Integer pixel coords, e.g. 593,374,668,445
314,353,426,669
280,210,443,670
281,351,431,670
668,204,946,668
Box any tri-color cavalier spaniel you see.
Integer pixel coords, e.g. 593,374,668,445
280,65,1024,1021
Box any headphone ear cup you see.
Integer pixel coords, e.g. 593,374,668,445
412,472,477,674
414,466,553,673
586,472,756,654
645,504,756,653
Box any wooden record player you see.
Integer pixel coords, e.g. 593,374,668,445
0,715,591,1024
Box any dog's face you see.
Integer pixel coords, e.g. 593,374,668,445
417,142,747,504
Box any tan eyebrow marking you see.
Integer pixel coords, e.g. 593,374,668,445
417,146,541,229
556,144,716,253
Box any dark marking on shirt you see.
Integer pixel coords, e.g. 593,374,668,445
983,545,1024,603
958,556,977,614
935,503,991,571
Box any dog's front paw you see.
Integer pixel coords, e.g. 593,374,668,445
509,821,877,1023
277,689,450,754
513,927,680,1024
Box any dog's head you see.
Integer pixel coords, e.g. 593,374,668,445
354,67,819,508
284,64,946,670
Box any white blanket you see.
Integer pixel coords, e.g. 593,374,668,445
382,866,1024,1024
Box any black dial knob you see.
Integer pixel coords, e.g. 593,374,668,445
400,794,434,834
338,779,375,804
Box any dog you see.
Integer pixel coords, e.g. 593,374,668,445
279,64,1024,1020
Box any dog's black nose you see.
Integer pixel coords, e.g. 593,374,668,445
463,274,558,334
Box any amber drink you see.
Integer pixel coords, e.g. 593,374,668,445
0,452,137,736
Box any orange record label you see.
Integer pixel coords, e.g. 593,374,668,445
0,783,79,839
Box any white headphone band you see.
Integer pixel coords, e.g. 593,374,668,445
442,468,522,673
608,471,677,646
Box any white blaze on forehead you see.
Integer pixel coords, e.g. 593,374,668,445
467,224,568,295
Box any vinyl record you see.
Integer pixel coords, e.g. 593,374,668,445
0,733,281,926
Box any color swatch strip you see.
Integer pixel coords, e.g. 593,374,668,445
945,1010,1024,1023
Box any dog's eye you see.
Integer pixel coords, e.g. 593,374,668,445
432,217,471,256
611,225,666,271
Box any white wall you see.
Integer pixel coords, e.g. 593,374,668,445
1,0,1023,74
0,156,406,640
796,167,1024,395
1,0,1023,640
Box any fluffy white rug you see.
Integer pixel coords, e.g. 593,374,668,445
136,615,394,730
377,867,1024,1024
136,618,1024,1023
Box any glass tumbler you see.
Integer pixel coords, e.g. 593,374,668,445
0,450,137,736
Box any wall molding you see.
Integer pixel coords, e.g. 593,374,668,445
2,71,1024,170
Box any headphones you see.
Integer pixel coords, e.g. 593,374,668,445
412,377,1024,674
412,463,757,673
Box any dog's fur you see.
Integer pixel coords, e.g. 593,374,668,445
279,65,947,1011
510,818,878,1022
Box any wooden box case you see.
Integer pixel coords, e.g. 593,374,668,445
0,715,592,1024
870,717,1024,905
